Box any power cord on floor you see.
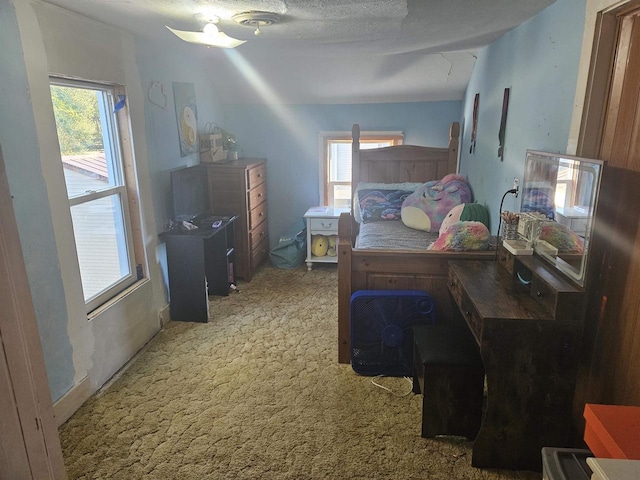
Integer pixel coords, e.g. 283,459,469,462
371,375,414,397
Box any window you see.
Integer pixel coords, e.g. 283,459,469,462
50,78,140,312
321,132,403,207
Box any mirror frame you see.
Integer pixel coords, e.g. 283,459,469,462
520,150,604,287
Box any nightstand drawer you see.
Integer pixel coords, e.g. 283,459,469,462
569,217,588,233
309,217,338,233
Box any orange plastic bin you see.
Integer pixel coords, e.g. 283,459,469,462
583,404,640,459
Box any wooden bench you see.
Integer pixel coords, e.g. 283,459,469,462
412,324,485,439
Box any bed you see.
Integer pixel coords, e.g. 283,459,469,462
336,122,495,363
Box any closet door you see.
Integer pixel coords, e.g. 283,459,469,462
0,146,66,479
595,5,640,405
599,6,640,169
578,3,640,414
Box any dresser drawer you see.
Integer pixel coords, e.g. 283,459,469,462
247,163,266,190
309,217,338,234
250,218,269,250
248,181,267,210
448,269,463,306
497,245,515,274
460,291,483,345
249,202,267,230
251,236,269,269
530,276,557,315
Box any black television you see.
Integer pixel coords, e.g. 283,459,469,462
170,165,210,220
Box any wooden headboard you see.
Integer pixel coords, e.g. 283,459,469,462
350,122,460,199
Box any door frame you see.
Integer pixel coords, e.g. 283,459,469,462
0,145,66,478
574,0,640,158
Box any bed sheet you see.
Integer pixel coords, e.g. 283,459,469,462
355,220,438,250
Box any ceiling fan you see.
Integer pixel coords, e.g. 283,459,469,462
166,11,282,49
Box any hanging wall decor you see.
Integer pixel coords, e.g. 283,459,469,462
470,93,479,154
148,81,167,109
498,87,510,161
172,82,198,157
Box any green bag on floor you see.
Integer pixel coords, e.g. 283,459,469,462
270,224,306,269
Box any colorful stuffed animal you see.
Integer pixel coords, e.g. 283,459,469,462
326,235,337,256
439,203,490,236
311,234,328,257
428,221,490,251
401,174,473,231
538,222,584,252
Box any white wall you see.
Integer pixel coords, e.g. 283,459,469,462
5,0,165,411
458,0,586,232
4,0,234,420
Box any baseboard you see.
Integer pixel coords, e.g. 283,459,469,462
159,304,170,327
53,375,92,427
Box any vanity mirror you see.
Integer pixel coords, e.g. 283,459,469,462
520,150,604,287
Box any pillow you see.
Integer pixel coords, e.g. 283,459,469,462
358,189,413,223
521,187,555,220
353,182,423,223
428,221,490,251
401,174,473,231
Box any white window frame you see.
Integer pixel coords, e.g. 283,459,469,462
318,131,403,207
50,77,140,313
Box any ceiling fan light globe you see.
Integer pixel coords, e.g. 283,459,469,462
203,23,219,35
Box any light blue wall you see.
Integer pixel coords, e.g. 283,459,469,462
222,101,462,245
0,0,587,405
459,0,586,233
0,2,75,400
134,38,228,291
134,39,226,234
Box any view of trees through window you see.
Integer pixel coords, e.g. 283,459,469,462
50,80,137,312
50,86,102,155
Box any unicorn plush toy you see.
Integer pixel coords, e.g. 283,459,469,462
400,174,473,231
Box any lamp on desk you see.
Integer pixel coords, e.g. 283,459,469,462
496,187,519,253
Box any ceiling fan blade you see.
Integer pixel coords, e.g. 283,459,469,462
166,26,246,48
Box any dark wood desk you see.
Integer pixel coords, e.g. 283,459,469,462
448,257,584,471
162,216,236,323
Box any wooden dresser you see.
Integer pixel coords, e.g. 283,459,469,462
204,159,269,281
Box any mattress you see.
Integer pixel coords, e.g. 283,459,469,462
355,220,439,250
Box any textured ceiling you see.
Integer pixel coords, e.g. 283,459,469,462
41,0,556,104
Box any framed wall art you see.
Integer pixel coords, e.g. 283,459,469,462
172,82,198,157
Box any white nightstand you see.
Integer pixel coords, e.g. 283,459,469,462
555,206,590,236
304,206,350,271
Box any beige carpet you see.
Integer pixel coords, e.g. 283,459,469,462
60,264,540,480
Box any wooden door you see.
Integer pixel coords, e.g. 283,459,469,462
599,6,640,169
582,3,640,409
0,146,66,479
597,5,640,405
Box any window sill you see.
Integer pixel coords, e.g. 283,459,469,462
88,278,150,320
